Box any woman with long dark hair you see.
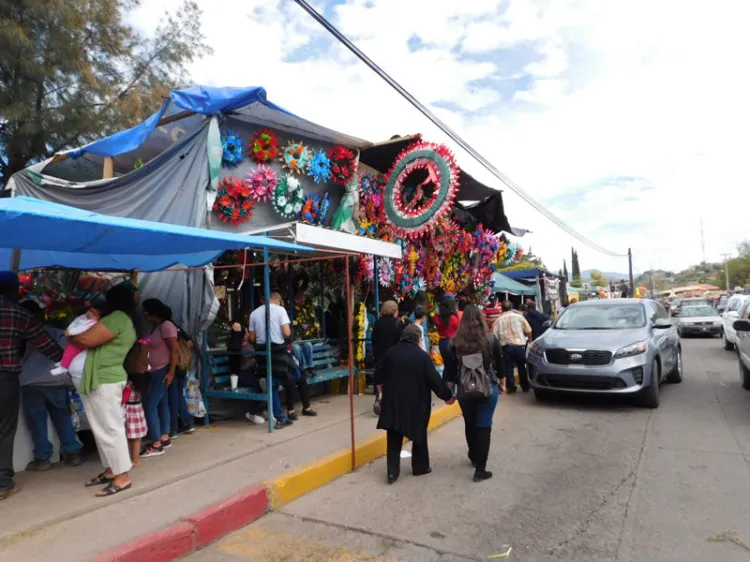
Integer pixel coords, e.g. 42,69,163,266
433,295,460,377
447,304,502,482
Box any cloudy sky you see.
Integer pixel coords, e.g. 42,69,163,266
132,0,750,276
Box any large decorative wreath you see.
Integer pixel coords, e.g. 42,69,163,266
248,128,280,163
307,149,332,184
300,194,320,224
272,174,305,219
213,177,255,225
378,258,395,287
280,141,311,175
328,145,356,186
247,164,278,202
383,141,460,239
221,130,244,168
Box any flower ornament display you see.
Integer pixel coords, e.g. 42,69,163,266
272,174,305,219
307,149,332,184
300,194,320,224
383,141,460,239
248,128,280,163
213,177,255,226
318,192,331,225
247,164,278,202
280,140,311,175
328,145,357,186
378,258,395,287
221,130,244,168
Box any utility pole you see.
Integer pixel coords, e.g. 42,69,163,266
700,218,706,264
721,253,731,291
628,248,635,298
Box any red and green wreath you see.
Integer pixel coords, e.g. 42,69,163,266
328,144,356,186
248,128,280,163
383,141,460,239
213,177,255,226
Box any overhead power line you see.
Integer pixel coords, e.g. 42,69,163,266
292,0,627,258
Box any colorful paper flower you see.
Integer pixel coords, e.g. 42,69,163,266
378,258,395,287
318,192,331,225
300,194,320,224
248,128,280,163
328,144,356,186
213,177,255,226
307,149,332,184
281,141,311,175
221,130,244,168
273,174,305,219
247,164,278,202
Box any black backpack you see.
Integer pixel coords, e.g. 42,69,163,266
457,351,492,399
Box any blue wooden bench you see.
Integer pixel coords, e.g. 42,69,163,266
201,341,350,427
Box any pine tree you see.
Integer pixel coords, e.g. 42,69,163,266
570,248,582,288
563,259,569,279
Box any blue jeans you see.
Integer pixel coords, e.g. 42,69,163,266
21,385,81,461
168,375,193,434
292,342,314,371
458,383,500,428
144,366,170,442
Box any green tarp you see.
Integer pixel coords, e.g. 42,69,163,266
492,272,537,296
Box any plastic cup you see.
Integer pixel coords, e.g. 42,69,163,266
230,374,239,391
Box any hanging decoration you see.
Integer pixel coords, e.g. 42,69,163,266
248,128,280,163
247,164,278,203
307,149,332,184
318,193,331,225
328,145,356,186
213,177,255,226
355,302,367,364
280,140,311,175
221,130,244,168
293,299,320,339
378,258,395,287
272,174,305,219
300,194,320,225
383,141,460,239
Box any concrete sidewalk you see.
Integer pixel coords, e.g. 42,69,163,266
0,394,379,562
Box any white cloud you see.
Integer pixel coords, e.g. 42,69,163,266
129,0,750,275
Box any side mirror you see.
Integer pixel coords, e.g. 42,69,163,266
542,320,552,329
653,320,672,329
734,319,750,333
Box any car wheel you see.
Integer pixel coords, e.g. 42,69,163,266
639,359,661,408
723,329,735,351
533,389,554,402
666,348,683,383
740,356,750,391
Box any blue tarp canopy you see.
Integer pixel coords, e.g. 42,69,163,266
500,268,552,281
67,86,293,160
492,273,537,296
0,197,311,272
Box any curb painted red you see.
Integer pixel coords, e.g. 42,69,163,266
89,485,269,562
88,521,195,562
182,485,269,549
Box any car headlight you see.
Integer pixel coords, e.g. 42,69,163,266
528,342,544,357
614,341,648,359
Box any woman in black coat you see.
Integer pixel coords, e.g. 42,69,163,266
371,300,404,414
377,325,454,484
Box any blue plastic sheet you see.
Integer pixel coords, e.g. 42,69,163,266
0,197,310,272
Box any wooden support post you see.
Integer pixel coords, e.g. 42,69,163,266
102,157,114,179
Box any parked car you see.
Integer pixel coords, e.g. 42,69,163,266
717,294,730,313
527,299,681,409
676,305,722,337
732,299,750,389
720,294,750,350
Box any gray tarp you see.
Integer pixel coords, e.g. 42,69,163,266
11,124,216,337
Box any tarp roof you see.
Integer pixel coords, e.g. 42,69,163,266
500,268,559,281
0,197,311,272
492,273,537,296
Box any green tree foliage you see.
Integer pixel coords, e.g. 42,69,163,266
570,248,582,287
717,241,750,289
563,259,569,280
588,270,607,287
0,0,211,185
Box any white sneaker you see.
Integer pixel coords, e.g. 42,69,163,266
50,365,67,376
245,413,265,425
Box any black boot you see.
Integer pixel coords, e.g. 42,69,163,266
465,423,476,467
473,427,493,482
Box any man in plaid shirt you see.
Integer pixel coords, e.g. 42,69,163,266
0,272,63,500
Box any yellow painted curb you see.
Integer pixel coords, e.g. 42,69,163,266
263,402,462,509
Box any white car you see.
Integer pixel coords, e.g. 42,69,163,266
721,294,750,350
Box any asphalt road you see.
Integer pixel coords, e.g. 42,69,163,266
187,338,750,561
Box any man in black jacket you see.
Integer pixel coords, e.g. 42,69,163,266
524,300,550,341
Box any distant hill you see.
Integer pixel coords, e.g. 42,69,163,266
581,269,629,281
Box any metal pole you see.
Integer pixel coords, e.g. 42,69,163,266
345,257,356,471
628,248,634,298
722,254,731,291
263,244,273,433
10,249,21,272
373,256,380,314
320,262,326,338
249,265,255,312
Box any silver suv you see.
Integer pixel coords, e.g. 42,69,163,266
732,300,750,389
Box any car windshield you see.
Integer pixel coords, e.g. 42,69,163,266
680,306,718,317
682,299,708,306
555,304,646,330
